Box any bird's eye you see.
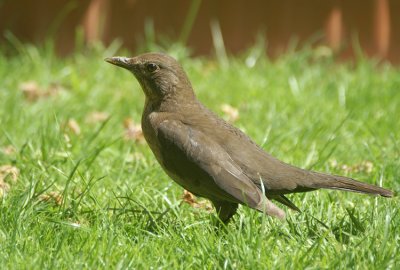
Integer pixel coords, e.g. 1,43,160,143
146,63,159,73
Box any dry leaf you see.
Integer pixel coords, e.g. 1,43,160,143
0,165,19,183
123,118,145,143
66,119,81,135
0,165,19,197
20,81,42,101
38,191,63,206
47,82,65,96
360,161,374,174
221,104,239,123
86,111,110,124
1,145,16,155
20,81,64,101
330,159,374,174
182,190,213,212
341,161,374,174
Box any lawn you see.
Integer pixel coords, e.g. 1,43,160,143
0,42,399,269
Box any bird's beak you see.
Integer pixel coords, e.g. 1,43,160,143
104,56,132,70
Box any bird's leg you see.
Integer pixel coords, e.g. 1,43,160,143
212,200,238,225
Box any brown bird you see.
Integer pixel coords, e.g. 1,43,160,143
105,53,393,223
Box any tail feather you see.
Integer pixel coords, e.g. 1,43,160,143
310,172,394,198
273,195,301,212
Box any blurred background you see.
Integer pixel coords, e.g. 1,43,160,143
0,0,399,62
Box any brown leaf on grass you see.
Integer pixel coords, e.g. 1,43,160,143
182,190,213,212
361,161,374,173
85,111,110,124
329,159,374,174
221,104,239,123
66,119,81,135
46,82,65,96
0,165,19,197
0,165,19,183
123,118,145,143
20,81,42,101
342,161,374,174
19,81,64,101
1,145,16,155
38,191,63,206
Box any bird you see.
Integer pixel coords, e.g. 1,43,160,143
105,52,394,224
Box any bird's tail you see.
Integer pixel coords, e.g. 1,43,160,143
310,172,394,197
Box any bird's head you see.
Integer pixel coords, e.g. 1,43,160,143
105,53,194,102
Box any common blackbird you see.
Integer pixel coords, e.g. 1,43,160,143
105,53,393,223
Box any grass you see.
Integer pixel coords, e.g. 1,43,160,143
0,42,399,269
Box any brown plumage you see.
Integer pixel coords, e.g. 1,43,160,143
105,52,393,223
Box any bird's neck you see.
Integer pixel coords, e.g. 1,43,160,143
144,85,198,113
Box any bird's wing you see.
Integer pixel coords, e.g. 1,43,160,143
157,119,285,219
201,117,316,194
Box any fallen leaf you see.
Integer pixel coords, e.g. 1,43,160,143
38,191,63,206
86,111,110,124
221,104,239,123
330,159,374,174
1,145,16,155
361,161,374,174
0,165,19,183
342,161,374,174
20,81,42,101
66,119,81,135
0,165,19,197
123,118,145,143
182,190,213,212
47,82,65,96
20,81,64,101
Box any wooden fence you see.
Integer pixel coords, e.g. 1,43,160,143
0,0,399,62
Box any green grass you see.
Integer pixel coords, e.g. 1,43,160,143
0,43,399,269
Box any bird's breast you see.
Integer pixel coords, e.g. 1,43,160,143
140,109,218,196
141,110,163,162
